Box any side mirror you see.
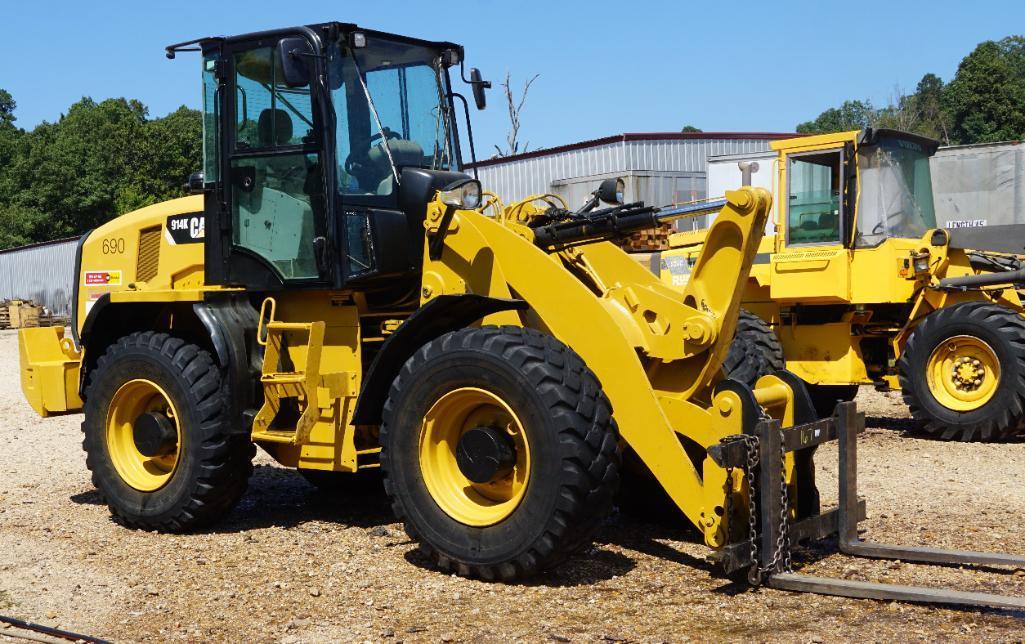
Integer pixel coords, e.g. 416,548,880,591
184,171,205,195
597,177,625,205
469,68,490,110
278,37,312,88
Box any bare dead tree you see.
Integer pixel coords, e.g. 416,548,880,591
493,72,540,157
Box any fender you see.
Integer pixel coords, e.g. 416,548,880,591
193,295,262,432
351,294,528,425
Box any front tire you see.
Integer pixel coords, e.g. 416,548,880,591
83,332,254,530
899,302,1025,441
380,326,620,581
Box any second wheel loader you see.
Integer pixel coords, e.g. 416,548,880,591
17,22,1025,610
661,129,1025,441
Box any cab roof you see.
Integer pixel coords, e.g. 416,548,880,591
165,22,463,60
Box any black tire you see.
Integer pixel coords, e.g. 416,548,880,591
723,309,785,386
806,384,860,419
899,302,1025,441
82,332,254,530
380,326,620,581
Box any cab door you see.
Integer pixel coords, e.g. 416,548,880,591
207,35,330,290
770,146,852,303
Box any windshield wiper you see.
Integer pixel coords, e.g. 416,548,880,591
350,55,400,186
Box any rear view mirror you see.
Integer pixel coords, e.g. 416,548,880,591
598,177,625,205
469,68,490,110
278,37,312,88
184,171,205,195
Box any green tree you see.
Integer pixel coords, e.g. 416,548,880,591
680,125,702,133
0,88,15,128
944,36,1025,143
0,95,201,248
796,100,877,134
911,73,951,143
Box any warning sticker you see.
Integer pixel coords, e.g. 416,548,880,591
84,270,123,287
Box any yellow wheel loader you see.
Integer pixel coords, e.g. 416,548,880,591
661,129,1025,442
17,23,1025,608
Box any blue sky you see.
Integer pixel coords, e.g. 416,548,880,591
2,0,1022,156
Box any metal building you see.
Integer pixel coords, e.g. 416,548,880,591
0,236,79,316
467,132,796,230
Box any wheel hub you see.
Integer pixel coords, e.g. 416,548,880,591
952,356,985,392
133,412,178,457
419,387,532,527
926,335,1001,411
106,379,182,492
455,426,516,484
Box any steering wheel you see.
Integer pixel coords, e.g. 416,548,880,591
871,221,885,235
370,127,402,144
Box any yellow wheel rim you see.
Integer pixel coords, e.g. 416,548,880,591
926,335,1001,412
106,379,182,492
419,387,531,527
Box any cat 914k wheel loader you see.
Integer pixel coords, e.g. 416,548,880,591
17,22,1025,608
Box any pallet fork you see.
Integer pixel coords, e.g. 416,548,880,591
710,401,1025,610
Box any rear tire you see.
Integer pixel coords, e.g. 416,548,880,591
82,332,254,531
723,309,784,386
899,302,1025,441
380,326,620,581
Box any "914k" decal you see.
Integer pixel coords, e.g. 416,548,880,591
165,213,205,245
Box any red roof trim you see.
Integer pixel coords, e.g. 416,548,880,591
466,132,800,169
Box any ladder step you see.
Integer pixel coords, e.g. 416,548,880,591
261,373,307,385
251,430,297,444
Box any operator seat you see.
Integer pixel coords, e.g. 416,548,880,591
258,108,293,146
369,140,425,194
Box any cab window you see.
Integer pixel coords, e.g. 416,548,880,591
229,44,322,281
786,150,843,246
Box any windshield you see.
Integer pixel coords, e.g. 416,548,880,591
855,136,936,247
328,36,454,197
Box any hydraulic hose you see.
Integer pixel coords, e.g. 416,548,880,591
532,198,728,248
937,267,1025,289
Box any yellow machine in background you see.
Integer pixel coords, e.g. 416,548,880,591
17,22,820,582
661,129,1025,441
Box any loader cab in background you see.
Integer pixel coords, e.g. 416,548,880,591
778,129,940,250
769,129,941,303
191,24,482,302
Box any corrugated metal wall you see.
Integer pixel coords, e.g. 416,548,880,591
474,136,780,204
0,238,78,316
931,141,1025,227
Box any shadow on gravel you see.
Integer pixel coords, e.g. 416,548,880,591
402,541,637,587
207,464,394,533
69,489,105,505
868,415,1025,443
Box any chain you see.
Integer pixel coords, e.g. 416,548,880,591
742,436,761,585
721,406,796,585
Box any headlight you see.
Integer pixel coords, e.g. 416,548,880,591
913,250,930,273
440,179,482,210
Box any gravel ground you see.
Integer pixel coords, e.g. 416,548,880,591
1,328,1024,642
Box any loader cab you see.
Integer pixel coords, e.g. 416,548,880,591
775,129,940,253
184,23,478,296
